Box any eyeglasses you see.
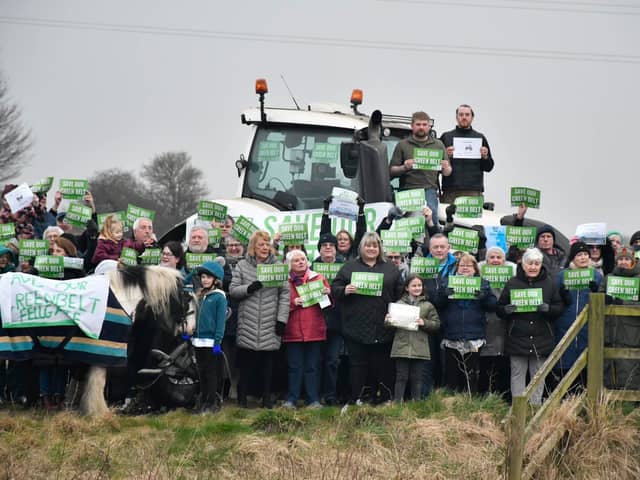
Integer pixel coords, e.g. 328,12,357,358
227,243,242,248
161,251,175,257
458,264,475,268
387,255,401,260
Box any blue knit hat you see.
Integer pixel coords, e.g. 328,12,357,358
196,261,224,280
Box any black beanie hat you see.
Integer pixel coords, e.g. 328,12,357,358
630,231,640,245
565,241,590,267
536,224,555,244
317,232,338,252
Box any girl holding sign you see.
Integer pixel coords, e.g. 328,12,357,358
497,248,564,406
282,250,329,409
92,214,125,265
434,254,496,394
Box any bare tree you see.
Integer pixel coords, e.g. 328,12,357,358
0,73,32,183
141,151,208,220
89,168,156,214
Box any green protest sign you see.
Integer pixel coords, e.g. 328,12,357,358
481,264,514,289
312,262,342,284
506,226,537,249
63,256,84,270
257,263,288,287
351,272,384,297
34,255,64,279
510,288,543,312
0,223,15,241
232,216,259,245
197,200,227,223
140,248,161,266
454,196,483,218
381,229,412,253
59,179,88,200
449,275,482,299
126,204,156,228
510,187,541,209
279,223,308,245
30,176,54,194
257,141,281,162
312,143,339,163
97,211,129,233
296,280,327,308
119,247,139,267
64,202,93,229
208,228,221,248
448,227,479,253
18,239,49,263
185,253,217,271
606,276,640,302
563,268,595,290
413,147,443,170
394,216,425,241
410,257,440,279
395,189,426,212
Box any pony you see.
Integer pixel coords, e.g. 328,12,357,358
80,265,197,416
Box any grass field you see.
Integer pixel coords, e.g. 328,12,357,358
0,391,638,479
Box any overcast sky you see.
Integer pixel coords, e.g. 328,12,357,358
0,0,638,237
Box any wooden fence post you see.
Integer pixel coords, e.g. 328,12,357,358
587,293,605,406
508,396,527,480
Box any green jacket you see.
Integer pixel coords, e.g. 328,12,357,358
389,136,448,190
390,294,440,360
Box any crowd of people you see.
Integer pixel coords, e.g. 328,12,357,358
0,104,638,414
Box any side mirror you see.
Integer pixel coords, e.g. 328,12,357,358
235,155,248,178
340,143,360,178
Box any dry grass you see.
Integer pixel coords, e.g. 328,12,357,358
0,391,636,479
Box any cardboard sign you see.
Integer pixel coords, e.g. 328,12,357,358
506,226,537,249
510,187,541,209
5,183,34,214
231,216,259,245
481,264,514,289
257,263,288,287
257,141,281,162
563,268,595,290
449,275,482,299
18,239,49,263
606,276,640,302
312,262,342,284
351,271,383,297
410,257,440,279
34,255,64,279
0,223,15,241
296,280,327,308
412,147,443,171
126,204,156,228
448,227,479,253
97,211,129,233
119,247,139,267
140,248,161,266
64,202,93,229
30,176,54,194
454,196,483,219
312,143,339,164
510,288,543,312
279,222,309,245
59,179,88,200
381,230,412,253
197,200,227,223
185,253,217,270
395,189,426,212
394,216,425,241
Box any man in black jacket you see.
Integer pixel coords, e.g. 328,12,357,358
439,104,494,204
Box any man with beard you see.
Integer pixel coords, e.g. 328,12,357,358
390,111,451,216
185,225,232,292
439,104,494,204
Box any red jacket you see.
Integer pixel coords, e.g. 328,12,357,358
284,271,329,343
92,237,125,264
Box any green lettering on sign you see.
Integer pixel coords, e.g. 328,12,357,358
279,222,308,245
295,279,326,308
606,276,640,302
312,262,342,284
30,176,54,194
394,216,425,241
481,265,514,289
59,179,88,200
506,226,537,249
64,202,93,229
197,200,227,223
231,216,259,245
381,230,412,253
34,255,64,279
510,288,543,312
510,187,541,209
448,227,479,253
257,263,289,287
410,257,440,279
413,148,443,170
454,196,483,219
18,239,49,263
351,272,383,297
449,275,482,299
185,253,217,270
395,189,426,212
563,268,595,290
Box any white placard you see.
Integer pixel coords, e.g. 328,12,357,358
5,183,34,214
329,187,359,222
453,137,482,159
387,302,420,331
575,222,607,245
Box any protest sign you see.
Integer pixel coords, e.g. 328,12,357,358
506,226,537,249
563,268,595,290
257,263,288,287
351,272,383,297
0,272,110,338
30,176,54,194
63,257,84,270
279,222,309,245
5,183,34,213
119,247,139,267
64,202,93,229
394,216,425,241
257,141,281,162
197,200,227,223
386,302,420,331
126,204,156,228
140,248,161,266
395,189,426,212
329,187,359,222
312,262,342,284
0,223,15,241
454,196,483,219
481,264,514,289
449,275,482,299
311,143,339,163
412,147,443,170
296,280,328,308
453,137,482,159
575,223,606,245
606,276,640,302
34,255,64,279
208,228,221,248
510,187,541,209
510,288,543,312
448,227,479,253
18,239,48,263
381,230,412,253
410,257,440,279
59,179,88,200
97,211,129,233
185,253,217,270
484,225,508,252
231,216,259,245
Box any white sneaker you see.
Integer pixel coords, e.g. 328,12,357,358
281,401,296,409
307,401,322,409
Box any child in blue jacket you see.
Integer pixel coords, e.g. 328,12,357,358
193,261,228,413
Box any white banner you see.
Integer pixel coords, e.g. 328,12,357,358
0,272,110,339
